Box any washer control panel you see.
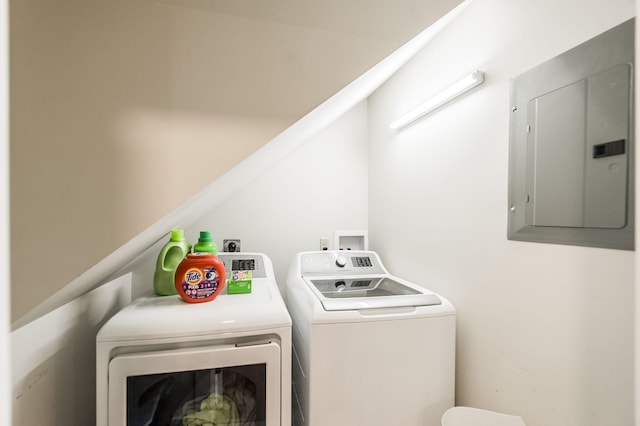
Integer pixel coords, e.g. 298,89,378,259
300,251,386,276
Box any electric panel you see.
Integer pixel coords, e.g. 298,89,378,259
508,18,634,250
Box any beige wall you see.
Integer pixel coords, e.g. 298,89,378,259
9,0,405,322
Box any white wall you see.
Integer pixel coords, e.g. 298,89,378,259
368,0,635,425
190,101,369,288
11,275,131,425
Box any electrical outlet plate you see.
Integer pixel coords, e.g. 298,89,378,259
223,239,241,252
320,238,329,251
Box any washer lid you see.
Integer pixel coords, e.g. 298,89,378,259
307,276,441,311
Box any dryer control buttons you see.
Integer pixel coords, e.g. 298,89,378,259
336,256,347,267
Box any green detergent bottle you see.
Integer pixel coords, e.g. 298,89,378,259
193,230,218,254
153,229,191,296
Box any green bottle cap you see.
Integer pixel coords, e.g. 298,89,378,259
170,229,185,242
198,231,213,242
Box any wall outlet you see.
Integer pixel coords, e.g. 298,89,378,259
320,238,329,251
223,239,241,252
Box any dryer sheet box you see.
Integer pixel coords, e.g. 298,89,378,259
228,270,252,294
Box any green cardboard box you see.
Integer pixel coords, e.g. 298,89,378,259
228,270,252,294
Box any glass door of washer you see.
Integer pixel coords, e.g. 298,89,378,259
108,342,281,426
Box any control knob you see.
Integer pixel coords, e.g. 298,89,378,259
335,256,347,267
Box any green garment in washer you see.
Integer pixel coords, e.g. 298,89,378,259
182,393,240,426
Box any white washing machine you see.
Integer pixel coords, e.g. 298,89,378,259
96,252,291,426
286,250,456,426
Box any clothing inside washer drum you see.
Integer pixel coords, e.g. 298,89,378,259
128,368,259,426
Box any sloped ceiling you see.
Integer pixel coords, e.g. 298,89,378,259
153,0,465,119
162,0,464,40
10,0,466,325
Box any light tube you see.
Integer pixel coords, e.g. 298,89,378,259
390,70,485,130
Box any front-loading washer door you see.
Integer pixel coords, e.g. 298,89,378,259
108,342,281,426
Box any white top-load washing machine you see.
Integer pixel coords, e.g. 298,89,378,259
96,252,291,426
286,250,456,426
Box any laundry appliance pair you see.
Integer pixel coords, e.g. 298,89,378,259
96,250,455,426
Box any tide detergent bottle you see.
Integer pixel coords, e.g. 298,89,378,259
175,231,226,303
153,229,191,296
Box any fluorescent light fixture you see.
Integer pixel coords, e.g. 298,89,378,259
390,70,485,130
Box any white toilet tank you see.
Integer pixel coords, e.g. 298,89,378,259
442,407,526,426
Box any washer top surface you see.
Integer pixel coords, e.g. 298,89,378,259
97,253,291,343
295,251,442,311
